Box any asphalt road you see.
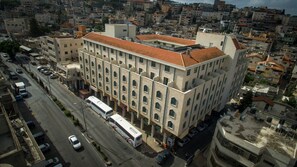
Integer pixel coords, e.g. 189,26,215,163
4,55,105,167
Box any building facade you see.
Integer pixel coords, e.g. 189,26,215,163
39,35,83,67
79,25,247,144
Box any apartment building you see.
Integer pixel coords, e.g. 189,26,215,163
208,111,297,167
39,35,83,67
4,18,30,34
79,24,247,144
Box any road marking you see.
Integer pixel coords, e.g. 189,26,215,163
82,133,91,143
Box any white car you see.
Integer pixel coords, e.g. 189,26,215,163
68,135,82,150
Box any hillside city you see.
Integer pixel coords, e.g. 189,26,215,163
0,0,296,167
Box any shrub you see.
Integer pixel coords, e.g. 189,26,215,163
73,118,80,126
64,110,72,117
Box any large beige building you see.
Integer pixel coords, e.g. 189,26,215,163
208,111,297,167
39,35,83,90
4,18,30,35
39,35,83,66
79,24,247,144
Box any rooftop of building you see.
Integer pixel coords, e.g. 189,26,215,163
219,111,297,158
136,34,195,46
83,32,226,68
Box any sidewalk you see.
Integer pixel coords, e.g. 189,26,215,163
189,148,209,167
138,128,164,153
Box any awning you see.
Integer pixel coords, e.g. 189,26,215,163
20,45,31,52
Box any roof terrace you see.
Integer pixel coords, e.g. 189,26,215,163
219,111,297,158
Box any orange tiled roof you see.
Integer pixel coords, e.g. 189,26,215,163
83,32,225,67
232,38,243,50
253,96,274,106
136,34,195,46
246,53,263,60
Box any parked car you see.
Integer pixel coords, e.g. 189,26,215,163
37,66,45,71
68,135,82,150
197,123,208,132
39,143,50,153
50,73,59,79
187,128,198,138
16,68,23,74
45,157,59,167
52,163,63,167
30,61,37,65
43,70,52,75
177,137,190,147
156,149,171,165
33,132,45,143
26,121,35,129
6,59,12,62
9,72,18,80
15,95,23,101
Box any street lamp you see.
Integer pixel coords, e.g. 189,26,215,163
74,100,88,133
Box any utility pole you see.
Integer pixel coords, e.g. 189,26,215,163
47,76,52,95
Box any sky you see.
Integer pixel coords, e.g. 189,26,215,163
173,0,297,15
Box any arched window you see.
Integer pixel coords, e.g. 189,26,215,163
144,85,149,92
106,77,109,83
113,71,117,78
105,68,109,74
169,110,175,118
143,96,148,103
155,102,161,110
142,107,147,113
171,97,177,106
132,91,136,97
154,113,159,121
122,86,126,92
113,81,117,87
122,95,126,101
132,80,137,87
132,101,136,107
167,121,174,129
187,98,191,106
156,91,162,99
185,110,189,118
122,76,126,82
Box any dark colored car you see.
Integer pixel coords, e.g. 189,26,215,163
15,95,23,101
26,121,35,129
16,68,23,74
156,149,171,165
45,157,59,167
39,143,50,153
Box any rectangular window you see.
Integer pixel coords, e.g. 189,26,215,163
103,46,106,51
163,77,168,85
150,72,155,79
194,67,198,73
202,65,205,70
165,65,170,72
187,69,191,76
185,81,188,90
119,52,122,56
129,54,132,59
111,49,114,54
139,68,143,73
139,58,143,63
151,61,156,67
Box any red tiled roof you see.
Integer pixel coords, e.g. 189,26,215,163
253,96,274,106
83,32,225,67
232,38,241,50
136,34,195,46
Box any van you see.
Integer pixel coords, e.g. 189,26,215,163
33,132,45,143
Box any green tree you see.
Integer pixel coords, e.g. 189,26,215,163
94,17,109,32
29,18,44,37
0,40,20,60
239,91,253,112
286,97,297,108
0,0,20,10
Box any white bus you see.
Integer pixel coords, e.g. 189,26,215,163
85,96,113,120
109,114,142,148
